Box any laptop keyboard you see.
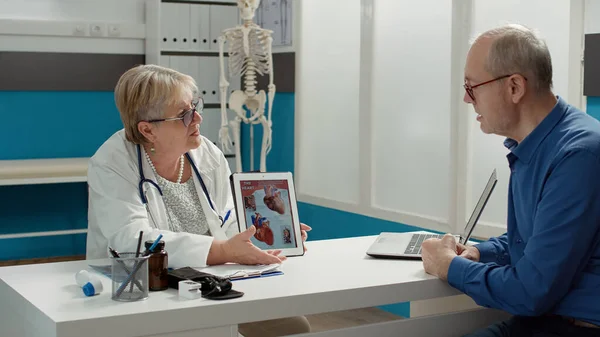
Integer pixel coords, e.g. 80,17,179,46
404,233,444,255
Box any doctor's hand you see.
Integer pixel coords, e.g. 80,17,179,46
421,234,458,281
457,243,480,262
220,225,287,265
300,223,311,252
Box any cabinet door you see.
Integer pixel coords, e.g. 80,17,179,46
200,107,239,158
170,56,199,87
159,56,170,67
176,4,191,50
209,5,239,51
160,3,179,50
190,4,210,52
161,3,191,51
197,56,221,104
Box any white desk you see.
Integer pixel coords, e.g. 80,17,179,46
0,235,510,337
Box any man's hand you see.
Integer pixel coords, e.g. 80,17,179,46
457,243,480,262
300,223,311,252
216,225,287,265
421,234,458,281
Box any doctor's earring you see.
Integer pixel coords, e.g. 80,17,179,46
150,147,155,154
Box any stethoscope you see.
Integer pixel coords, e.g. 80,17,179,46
136,144,228,228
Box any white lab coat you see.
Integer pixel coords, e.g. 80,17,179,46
86,129,240,268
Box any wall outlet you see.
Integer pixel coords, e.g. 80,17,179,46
73,24,86,36
107,24,121,37
89,23,105,37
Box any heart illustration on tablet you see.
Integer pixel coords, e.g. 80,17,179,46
251,212,274,246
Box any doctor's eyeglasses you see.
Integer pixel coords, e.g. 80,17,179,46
147,97,204,127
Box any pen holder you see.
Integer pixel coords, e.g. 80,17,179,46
110,253,150,302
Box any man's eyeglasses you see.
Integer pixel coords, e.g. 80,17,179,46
464,75,512,101
147,97,204,127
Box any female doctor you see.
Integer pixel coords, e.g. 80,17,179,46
86,64,312,336
86,64,311,269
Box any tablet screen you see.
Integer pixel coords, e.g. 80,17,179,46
239,179,298,250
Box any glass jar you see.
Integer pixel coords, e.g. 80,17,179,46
145,240,169,291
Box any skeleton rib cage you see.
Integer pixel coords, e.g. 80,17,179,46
225,28,272,97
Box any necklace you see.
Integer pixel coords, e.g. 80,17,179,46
145,149,184,184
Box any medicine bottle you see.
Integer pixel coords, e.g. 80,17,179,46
145,240,169,291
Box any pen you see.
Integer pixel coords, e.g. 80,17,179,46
130,231,144,293
223,210,231,223
135,231,144,257
109,246,145,292
115,234,163,297
108,246,121,258
144,234,163,256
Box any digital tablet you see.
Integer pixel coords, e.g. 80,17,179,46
230,172,304,257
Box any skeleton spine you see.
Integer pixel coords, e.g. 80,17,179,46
244,57,257,96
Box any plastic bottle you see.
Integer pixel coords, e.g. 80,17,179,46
75,269,103,296
145,240,169,291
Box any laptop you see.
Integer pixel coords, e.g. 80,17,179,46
366,169,498,259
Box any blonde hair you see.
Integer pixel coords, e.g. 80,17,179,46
114,64,198,144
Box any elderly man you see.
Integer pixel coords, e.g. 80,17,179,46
422,24,600,336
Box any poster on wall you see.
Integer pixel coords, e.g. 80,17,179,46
256,0,293,47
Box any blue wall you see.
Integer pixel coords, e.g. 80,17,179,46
0,91,123,261
240,93,295,173
0,91,123,160
587,96,600,121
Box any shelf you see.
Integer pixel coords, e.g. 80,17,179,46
0,155,236,186
0,158,89,186
161,0,237,6
0,229,88,240
161,50,220,57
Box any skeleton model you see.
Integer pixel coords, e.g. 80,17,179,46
218,0,275,173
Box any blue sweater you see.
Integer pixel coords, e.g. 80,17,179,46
448,96,600,325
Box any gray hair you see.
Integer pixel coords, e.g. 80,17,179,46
473,23,553,93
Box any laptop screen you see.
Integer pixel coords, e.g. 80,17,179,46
460,169,498,244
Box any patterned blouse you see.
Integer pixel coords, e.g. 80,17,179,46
154,174,211,236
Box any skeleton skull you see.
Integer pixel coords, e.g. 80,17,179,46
237,0,261,21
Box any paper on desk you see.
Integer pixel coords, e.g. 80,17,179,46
195,263,281,279
88,264,112,278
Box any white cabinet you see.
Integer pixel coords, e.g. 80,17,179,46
160,3,238,52
208,5,239,51
164,55,240,105
160,3,178,50
175,3,191,50
159,55,169,67
190,5,211,51
197,56,220,104
200,108,239,156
